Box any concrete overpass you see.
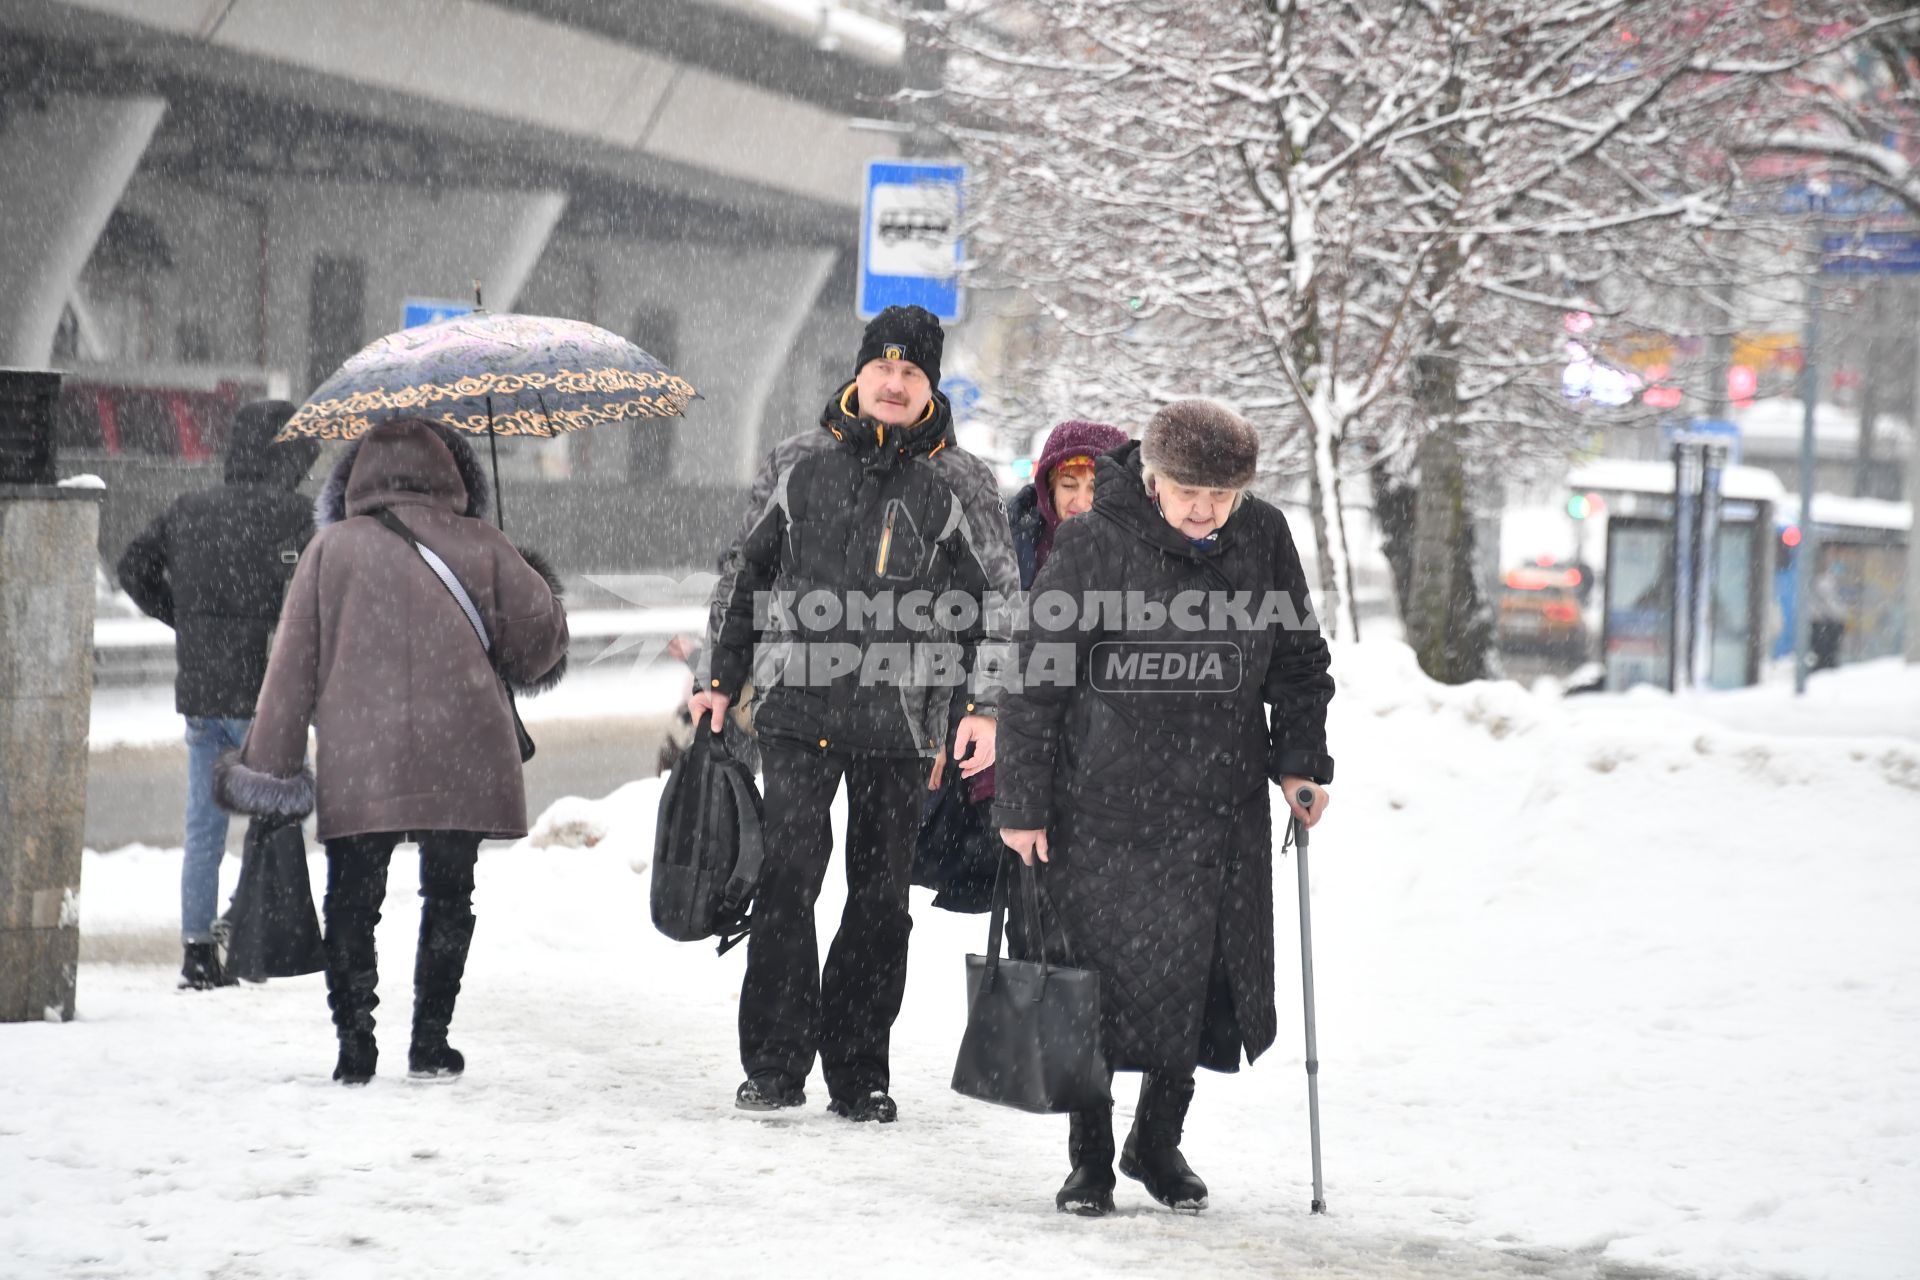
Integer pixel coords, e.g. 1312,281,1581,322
0,0,918,575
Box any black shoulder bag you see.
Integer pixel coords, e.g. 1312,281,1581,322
368,507,536,762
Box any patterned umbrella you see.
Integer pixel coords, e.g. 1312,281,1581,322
278,310,697,526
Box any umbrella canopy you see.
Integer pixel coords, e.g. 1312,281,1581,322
277,311,697,443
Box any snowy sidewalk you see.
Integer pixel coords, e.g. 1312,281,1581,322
7,644,1918,1279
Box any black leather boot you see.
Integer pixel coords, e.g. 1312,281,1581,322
408,899,475,1079
1119,1072,1208,1212
178,942,237,991
326,965,379,1085
324,906,381,1086
1056,1104,1117,1215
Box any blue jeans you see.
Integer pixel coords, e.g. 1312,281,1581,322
183,716,252,944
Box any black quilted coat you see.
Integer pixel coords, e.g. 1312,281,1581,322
992,442,1334,1076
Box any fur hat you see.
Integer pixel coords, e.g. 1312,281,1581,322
1141,400,1259,490
854,304,943,390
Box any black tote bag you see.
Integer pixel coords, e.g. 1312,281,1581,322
951,853,1110,1114
218,815,326,982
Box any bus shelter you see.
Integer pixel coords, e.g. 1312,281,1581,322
1772,494,1911,665
1568,458,1785,692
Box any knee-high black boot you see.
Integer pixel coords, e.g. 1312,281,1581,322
1056,1104,1117,1215
1119,1072,1208,1212
324,908,381,1086
408,899,475,1078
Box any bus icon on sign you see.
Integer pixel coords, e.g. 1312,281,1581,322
867,181,959,279
877,205,953,249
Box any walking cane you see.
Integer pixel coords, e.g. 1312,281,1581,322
1291,785,1327,1214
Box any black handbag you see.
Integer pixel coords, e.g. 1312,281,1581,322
650,727,766,955
216,815,326,982
951,853,1110,1114
912,759,999,914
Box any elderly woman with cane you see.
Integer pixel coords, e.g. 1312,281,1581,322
993,400,1334,1216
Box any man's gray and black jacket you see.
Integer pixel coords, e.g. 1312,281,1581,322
705,383,1019,759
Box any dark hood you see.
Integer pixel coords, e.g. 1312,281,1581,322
819,380,955,464
1091,441,1242,559
223,400,316,490
316,418,490,528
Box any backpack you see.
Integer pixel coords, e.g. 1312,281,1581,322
650,727,766,954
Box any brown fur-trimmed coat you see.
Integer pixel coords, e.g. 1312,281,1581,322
215,419,568,841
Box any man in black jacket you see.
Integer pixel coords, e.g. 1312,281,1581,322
116,400,319,989
692,305,1019,1121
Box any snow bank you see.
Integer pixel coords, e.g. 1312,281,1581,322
12,640,1918,1279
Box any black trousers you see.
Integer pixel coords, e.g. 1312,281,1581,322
739,740,924,1102
322,831,481,1032
1811,620,1844,671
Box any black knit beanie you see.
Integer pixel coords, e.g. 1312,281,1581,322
854,304,943,390
1142,400,1260,489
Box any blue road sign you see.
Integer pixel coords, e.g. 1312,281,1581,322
858,160,964,321
1821,231,1920,275
1663,417,1741,465
1780,180,1904,218
942,374,981,421
402,299,475,329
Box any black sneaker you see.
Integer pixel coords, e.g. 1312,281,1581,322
178,942,237,991
827,1090,898,1123
735,1075,806,1111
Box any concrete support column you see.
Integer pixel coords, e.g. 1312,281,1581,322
1907,351,1919,664
590,243,837,484
0,485,101,1022
259,183,567,396
0,94,166,366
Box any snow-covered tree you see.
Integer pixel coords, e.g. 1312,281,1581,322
923,0,1917,680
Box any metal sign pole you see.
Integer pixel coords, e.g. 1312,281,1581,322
1794,276,1820,696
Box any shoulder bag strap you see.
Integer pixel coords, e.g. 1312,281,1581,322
367,507,536,761
367,507,491,652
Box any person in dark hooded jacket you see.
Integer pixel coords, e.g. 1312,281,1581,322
994,400,1334,1217
692,304,1020,1122
213,417,568,1085
962,419,1130,804
915,420,1132,909
116,399,319,990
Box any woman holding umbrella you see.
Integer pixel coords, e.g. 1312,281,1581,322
993,400,1334,1215
216,418,568,1084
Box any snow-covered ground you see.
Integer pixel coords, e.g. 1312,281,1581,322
9,644,1918,1279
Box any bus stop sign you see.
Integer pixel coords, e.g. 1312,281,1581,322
859,160,964,321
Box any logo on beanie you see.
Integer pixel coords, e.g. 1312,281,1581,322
883,344,905,362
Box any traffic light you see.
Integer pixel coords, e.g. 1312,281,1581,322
1778,524,1800,568
1566,492,1603,519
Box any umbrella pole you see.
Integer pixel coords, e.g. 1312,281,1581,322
486,392,505,532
